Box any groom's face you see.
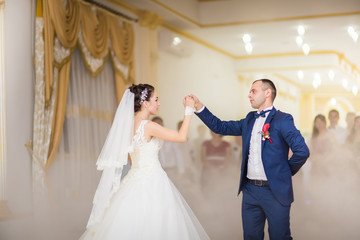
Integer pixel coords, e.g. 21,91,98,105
248,81,266,109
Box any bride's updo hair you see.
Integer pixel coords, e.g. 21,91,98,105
129,83,155,112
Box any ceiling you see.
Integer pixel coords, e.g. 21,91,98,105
110,0,360,94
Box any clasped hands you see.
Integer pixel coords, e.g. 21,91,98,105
183,94,203,111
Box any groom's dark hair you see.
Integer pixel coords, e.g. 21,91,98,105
254,79,277,102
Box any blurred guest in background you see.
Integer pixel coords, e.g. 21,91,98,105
152,116,182,184
201,131,231,169
201,130,231,193
310,114,337,177
345,112,356,139
345,115,360,156
171,121,196,191
230,135,242,165
327,109,347,145
191,124,208,188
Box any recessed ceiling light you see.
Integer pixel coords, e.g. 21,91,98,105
330,98,337,106
342,79,348,89
297,25,305,36
172,36,182,46
352,86,358,96
348,26,355,35
297,70,304,80
242,34,251,43
302,43,310,55
245,42,253,54
351,32,358,42
312,73,321,88
347,26,358,42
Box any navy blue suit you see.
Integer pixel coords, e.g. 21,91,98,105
197,107,310,239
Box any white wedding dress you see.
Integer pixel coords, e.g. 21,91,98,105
80,120,210,240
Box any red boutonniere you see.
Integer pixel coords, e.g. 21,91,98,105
259,123,272,143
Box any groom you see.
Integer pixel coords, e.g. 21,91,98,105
190,79,309,240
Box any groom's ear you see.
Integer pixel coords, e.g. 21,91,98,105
265,88,272,99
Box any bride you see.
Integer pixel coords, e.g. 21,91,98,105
80,84,210,239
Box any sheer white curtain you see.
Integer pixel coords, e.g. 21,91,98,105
47,49,118,235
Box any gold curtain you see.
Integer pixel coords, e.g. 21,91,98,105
40,0,135,170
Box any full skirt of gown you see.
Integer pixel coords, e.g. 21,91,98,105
80,120,210,240
80,165,209,240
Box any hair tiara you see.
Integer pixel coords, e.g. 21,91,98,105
140,88,148,104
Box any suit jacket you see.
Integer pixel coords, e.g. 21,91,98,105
196,107,310,206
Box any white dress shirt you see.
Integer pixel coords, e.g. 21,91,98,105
196,105,273,180
328,125,347,145
195,106,205,113
247,106,273,180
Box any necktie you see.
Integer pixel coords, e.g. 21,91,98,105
254,109,271,118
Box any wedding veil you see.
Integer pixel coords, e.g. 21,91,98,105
86,89,134,228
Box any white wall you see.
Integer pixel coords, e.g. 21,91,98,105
157,27,244,139
156,27,304,140
4,0,35,214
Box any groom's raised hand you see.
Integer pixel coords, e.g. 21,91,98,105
188,94,203,111
183,95,195,108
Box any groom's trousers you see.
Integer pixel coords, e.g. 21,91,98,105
242,182,292,240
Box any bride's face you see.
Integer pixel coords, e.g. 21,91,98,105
146,91,160,115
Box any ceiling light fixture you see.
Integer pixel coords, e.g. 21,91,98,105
245,42,253,54
242,34,251,43
312,73,321,89
330,98,337,106
312,79,319,89
297,70,304,80
302,43,310,55
348,26,355,35
352,86,358,96
342,79,349,89
172,36,182,46
347,26,359,42
297,25,305,36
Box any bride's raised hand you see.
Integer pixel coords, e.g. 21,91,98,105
184,95,195,108
148,96,194,143
188,94,203,111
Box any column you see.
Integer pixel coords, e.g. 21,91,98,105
136,10,162,88
0,0,11,218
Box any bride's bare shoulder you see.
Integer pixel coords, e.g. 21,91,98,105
144,120,160,130
144,120,166,134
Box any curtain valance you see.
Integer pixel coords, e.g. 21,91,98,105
43,0,135,106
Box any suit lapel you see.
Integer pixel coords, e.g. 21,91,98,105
244,113,256,158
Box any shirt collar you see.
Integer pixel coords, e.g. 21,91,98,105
257,106,274,114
